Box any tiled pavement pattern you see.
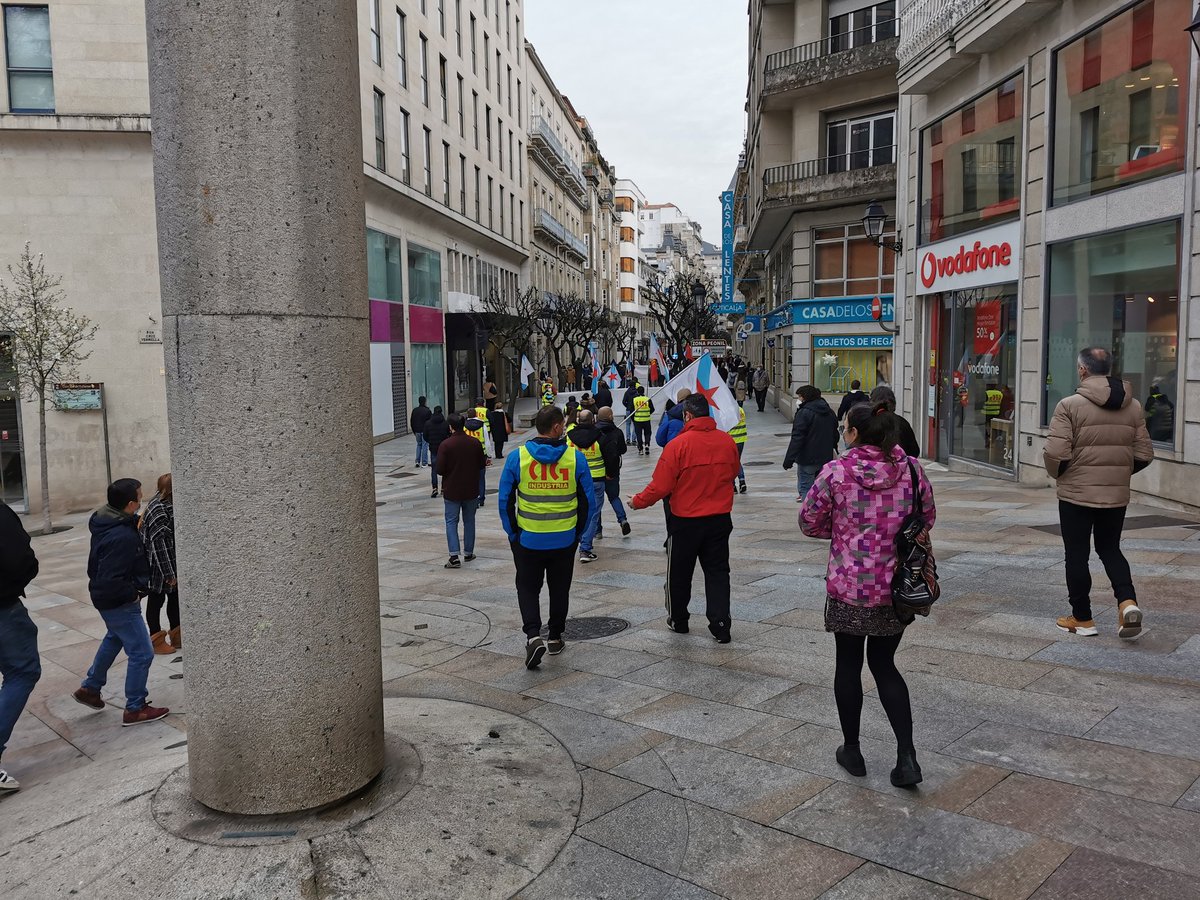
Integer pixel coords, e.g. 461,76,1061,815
7,403,1200,899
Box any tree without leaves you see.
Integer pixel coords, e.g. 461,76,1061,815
0,244,97,534
645,270,719,358
478,286,543,408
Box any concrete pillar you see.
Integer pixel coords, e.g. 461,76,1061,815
144,3,385,814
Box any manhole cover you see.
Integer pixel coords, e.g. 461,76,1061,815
743,460,774,467
541,616,629,641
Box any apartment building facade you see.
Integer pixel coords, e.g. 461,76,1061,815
0,0,625,513
615,179,650,334
741,0,901,411
895,0,1200,509
575,112,622,315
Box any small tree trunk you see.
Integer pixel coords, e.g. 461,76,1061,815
38,393,51,534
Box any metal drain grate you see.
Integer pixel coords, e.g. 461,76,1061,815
541,616,629,641
743,460,774,467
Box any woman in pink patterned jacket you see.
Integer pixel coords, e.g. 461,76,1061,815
800,401,935,789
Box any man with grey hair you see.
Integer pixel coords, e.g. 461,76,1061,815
1044,347,1154,639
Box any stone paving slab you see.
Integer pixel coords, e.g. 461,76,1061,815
1029,847,1200,900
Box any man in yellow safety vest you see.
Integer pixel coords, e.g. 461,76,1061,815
983,382,1003,447
729,405,748,494
498,405,594,669
631,387,655,456
566,409,607,564
463,404,494,507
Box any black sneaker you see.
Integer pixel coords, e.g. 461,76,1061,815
708,620,731,644
445,556,461,569
891,751,923,788
739,482,747,494
546,637,565,655
478,498,486,508
579,550,598,563
667,617,689,634
525,637,547,670
620,520,631,536
431,489,439,498
464,553,476,562
836,744,867,777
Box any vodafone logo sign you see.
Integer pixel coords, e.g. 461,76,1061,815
915,222,1021,295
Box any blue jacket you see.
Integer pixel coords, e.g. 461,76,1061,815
499,437,595,550
656,402,687,448
87,505,150,610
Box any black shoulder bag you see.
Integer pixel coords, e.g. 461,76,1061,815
892,459,940,624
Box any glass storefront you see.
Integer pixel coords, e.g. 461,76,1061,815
921,74,1024,243
1051,0,1190,205
812,337,893,394
408,241,443,307
367,229,403,305
933,285,1018,469
1045,220,1180,442
411,342,446,412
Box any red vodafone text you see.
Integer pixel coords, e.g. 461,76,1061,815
919,239,1013,289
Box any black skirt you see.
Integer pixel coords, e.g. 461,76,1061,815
824,596,905,637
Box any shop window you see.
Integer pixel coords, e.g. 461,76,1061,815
1044,220,1179,442
813,223,894,298
408,241,442,307
410,343,446,414
1051,0,1189,206
367,229,403,304
921,73,1024,243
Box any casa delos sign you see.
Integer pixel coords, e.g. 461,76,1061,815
915,221,1021,295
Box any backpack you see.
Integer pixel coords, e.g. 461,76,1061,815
892,459,940,624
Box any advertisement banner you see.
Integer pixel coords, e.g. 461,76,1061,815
915,221,1021,295
813,334,894,350
720,190,734,307
793,297,894,325
973,300,1002,356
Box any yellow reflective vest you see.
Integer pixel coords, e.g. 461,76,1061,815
983,389,1003,416
566,425,606,480
516,445,578,534
632,396,652,422
730,407,747,445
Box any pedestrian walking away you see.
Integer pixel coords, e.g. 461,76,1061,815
498,405,595,669
1044,347,1154,639
565,364,577,392
730,405,748,493
424,406,450,497
656,389,691,449
73,479,170,727
483,374,499,410
488,401,513,459
567,410,608,563
734,375,747,408
142,473,181,655
0,500,41,791
630,394,741,643
465,402,495,507
565,395,579,426
752,366,769,412
784,385,838,501
410,395,433,467
869,386,920,458
622,379,641,443
632,386,655,456
800,401,937,788
836,380,870,421
437,413,490,569
595,407,631,540
594,380,613,413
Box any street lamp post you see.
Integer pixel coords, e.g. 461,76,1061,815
862,200,903,335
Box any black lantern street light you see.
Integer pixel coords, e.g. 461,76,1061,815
536,303,554,378
1189,6,1200,58
691,280,707,305
862,199,903,253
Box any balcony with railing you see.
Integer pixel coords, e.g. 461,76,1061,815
533,207,589,261
898,0,1059,93
529,116,588,204
764,22,899,97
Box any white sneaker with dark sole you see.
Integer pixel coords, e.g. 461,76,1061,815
0,769,19,791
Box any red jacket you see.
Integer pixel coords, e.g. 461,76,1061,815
631,417,740,517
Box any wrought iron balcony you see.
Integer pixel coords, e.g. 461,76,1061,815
533,207,588,261
763,146,896,186
764,23,899,95
529,116,588,203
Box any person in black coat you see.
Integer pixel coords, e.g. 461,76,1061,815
783,386,839,501
836,380,870,421
594,381,613,412
410,396,433,467
0,500,40,790
424,407,452,497
869,386,921,458
487,402,512,459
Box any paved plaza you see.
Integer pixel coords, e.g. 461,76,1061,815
4,403,1200,898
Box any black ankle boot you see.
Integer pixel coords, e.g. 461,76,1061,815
890,750,922,787
835,744,866,777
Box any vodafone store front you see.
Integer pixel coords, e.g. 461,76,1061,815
918,221,1020,472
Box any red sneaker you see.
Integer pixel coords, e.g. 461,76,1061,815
122,704,170,726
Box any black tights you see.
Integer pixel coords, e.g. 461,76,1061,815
833,632,913,753
146,589,180,633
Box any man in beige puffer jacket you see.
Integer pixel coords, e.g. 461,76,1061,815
1044,347,1154,639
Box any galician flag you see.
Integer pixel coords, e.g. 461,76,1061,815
519,353,535,390
651,353,740,433
649,334,670,379
588,340,603,393
602,365,621,390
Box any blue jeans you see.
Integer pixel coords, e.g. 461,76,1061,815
599,479,628,531
624,417,634,441
415,433,429,466
797,465,820,498
580,483,606,552
430,448,439,489
444,498,478,556
0,602,41,760
82,600,153,712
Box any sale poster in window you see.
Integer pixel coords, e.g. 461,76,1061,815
973,300,1003,356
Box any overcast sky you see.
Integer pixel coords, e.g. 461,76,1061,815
523,0,747,243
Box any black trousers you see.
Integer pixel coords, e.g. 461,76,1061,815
665,513,732,625
634,421,651,452
1059,500,1135,622
146,588,179,633
754,389,767,411
512,541,576,639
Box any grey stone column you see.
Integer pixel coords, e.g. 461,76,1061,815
144,3,385,814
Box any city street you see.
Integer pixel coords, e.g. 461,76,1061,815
4,403,1200,898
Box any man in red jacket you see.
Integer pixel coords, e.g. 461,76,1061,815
629,394,741,643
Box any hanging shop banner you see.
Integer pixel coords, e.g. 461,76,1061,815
793,296,894,325
915,221,1021,295
765,306,790,331
720,190,735,306
813,334,895,350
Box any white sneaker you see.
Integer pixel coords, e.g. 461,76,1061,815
0,769,20,791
